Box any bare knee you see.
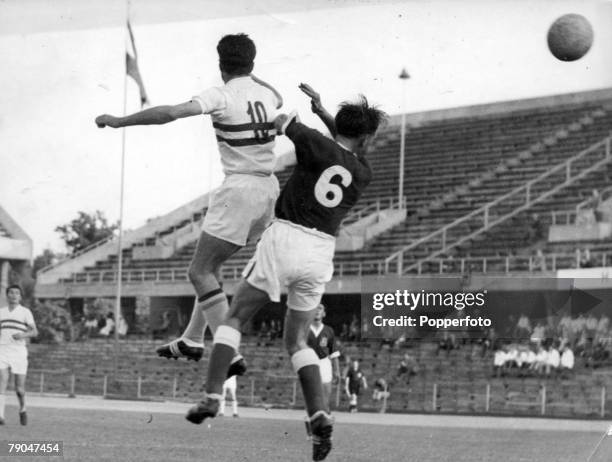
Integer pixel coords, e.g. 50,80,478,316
15,387,25,397
188,262,214,287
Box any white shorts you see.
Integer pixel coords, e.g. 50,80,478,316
319,357,332,384
0,345,28,375
243,220,335,311
202,173,279,246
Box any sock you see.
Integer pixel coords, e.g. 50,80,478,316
182,298,207,344
232,396,238,415
0,395,4,418
16,391,25,412
200,289,230,336
219,396,226,414
291,348,327,416
205,326,241,396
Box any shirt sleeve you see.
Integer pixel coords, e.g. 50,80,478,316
24,308,35,328
328,328,340,359
285,122,332,168
192,87,226,116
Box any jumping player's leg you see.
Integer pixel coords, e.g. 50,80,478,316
14,374,27,425
186,280,270,424
318,357,333,410
0,367,8,424
157,232,240,361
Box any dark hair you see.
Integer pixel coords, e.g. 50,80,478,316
6,284,22,296
335,95,387,138
217,33,256,75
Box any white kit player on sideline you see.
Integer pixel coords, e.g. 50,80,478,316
0,285,38,426
307,304,341,409
95,33,283,376
219,375,239,417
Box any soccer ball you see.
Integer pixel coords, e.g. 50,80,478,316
547,14,594,61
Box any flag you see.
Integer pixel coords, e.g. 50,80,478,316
126,21,149,107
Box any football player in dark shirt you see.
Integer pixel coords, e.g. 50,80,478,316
186,85,386,462
307,304,341,410
345,359,368,413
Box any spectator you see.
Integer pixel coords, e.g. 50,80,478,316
546,345,560,376
83,314,98,338
99,312,115,337
152,311,171,340
493,346,507,377
579,248,595,268
532,345,548,375
560,345,575,371
396,353,418,383
515,314,532,339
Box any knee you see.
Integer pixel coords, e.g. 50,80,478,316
15,387,25,397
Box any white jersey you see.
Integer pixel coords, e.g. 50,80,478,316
193,76,280,176
0,305,35,347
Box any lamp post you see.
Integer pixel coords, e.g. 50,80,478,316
398,68,410,209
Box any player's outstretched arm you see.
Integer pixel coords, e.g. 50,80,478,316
95,101,202,129
251,74,283,109
298,83,336,137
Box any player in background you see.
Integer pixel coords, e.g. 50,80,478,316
218,375,239,417
95,34,282,373
186,87,387,462
345,359,368,413
0,285,38,425
307,304,341,410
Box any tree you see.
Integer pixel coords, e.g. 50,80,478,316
55,210,117,255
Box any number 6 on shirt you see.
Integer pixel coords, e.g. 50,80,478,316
314,165,353,208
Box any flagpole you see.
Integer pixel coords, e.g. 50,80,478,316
114,0,130,379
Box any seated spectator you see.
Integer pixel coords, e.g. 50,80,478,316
396,353,418,383
532,345,549,375
579,248,595,268
515,314,532,340
99,312,115,337
152,311,171,339
493,347,507,377
436,331,457,356
530,323,546,346
546,345,560,376
83,314,98,338
560,345,575,372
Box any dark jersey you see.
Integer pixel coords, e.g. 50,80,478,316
275,121,372,236
346,367,365,390
307,324,340,360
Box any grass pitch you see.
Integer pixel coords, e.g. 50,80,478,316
0,402,609,462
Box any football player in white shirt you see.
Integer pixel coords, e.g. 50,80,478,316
0,285,38,425
96,34,282,374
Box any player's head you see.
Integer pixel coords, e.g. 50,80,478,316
314,303,326,322
335,95,387,152
6,284,23,304
217,33,256,77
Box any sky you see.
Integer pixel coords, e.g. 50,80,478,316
1,0,611,256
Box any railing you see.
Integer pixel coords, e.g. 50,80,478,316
551,185,612,225
20,368,611,418
64,268,190,285
412,251,610,275
384,135,612,275
38,234,116,274
341,196,406,226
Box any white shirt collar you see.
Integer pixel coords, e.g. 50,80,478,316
310,324,324,337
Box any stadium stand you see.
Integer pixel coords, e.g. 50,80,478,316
35,88,612,292
0,205,32,304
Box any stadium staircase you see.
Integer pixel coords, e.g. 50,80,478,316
25,338,612,418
